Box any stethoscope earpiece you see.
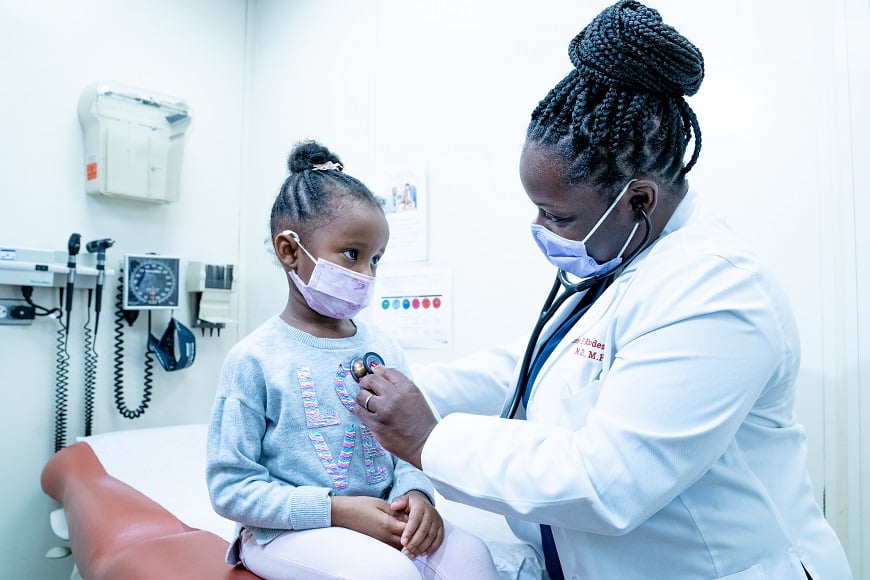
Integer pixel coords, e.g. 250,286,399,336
349,351,385,382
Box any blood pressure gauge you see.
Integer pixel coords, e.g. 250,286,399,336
122,254,181,310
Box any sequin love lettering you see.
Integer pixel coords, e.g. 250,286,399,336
334,366,388,484
571,336,606,362
298,367,340,428
297,366,389,488
309,428,355,489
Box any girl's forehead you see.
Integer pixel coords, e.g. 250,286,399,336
312,201,387,241
331,198,383,223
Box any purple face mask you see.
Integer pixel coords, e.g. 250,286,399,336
531,179,638,279
283,230,375,319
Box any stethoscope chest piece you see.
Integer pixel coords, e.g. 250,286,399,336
349,351,385,382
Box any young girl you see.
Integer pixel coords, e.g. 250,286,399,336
206,141,500,580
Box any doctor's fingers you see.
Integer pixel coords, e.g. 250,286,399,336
354,388,378,415
364,368,428,402
358,371,393,396
367,365,415,389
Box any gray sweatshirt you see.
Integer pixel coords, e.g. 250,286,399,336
206,316,433,557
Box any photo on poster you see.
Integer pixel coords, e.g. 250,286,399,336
378,165,428,263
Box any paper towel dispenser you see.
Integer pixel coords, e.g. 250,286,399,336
78,82,193,203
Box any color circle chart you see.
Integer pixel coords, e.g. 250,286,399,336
380,295,443,312
370,265,451,349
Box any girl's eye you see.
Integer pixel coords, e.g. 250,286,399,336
343,249,359,261
371,255,382,266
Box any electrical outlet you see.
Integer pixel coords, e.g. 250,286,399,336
0,299,34,325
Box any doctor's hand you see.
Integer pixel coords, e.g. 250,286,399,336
353,366,438,470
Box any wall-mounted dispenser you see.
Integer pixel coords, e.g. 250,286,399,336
77,82,193,203
187,262,235,335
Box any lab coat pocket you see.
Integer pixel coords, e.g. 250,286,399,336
558,378,604,427
717,564,766,580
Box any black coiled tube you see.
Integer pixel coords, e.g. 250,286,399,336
82,311,96,437
112,274,125,394
142,346,155,413
54,314,69,452
112,272,152,419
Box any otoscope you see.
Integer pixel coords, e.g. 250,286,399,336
86,238,115,333
54,233,81,452
82,238,114,436
63,233,82,333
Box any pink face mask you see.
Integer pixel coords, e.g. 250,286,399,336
283,230,375,319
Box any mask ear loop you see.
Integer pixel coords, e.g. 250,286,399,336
616,223,640,258
281,230,318,265
582,179,637,244
575,196,652,288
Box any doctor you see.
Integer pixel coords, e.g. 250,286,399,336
354,1,853,579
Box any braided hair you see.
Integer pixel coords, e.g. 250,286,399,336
527,0,704,195
269,140,383,238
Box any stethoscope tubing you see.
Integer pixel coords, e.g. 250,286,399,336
501,273,599,418
501,207,652,419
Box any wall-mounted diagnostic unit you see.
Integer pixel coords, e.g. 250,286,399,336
0,246,112,289
122,254,180,310
78,82,193,203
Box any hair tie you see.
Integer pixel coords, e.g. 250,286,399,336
311,161,343,172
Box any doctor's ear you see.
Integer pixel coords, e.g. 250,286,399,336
627,181,658,217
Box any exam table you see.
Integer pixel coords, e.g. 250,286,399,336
41,424,545,580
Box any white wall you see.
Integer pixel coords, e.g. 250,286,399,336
245,0,866,576
824,0,870,570
0,1,247,578
2,1,867,578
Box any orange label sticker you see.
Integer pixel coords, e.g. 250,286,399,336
86,162,97,181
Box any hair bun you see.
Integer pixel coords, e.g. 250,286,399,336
287,140,344,174
568,0,704,97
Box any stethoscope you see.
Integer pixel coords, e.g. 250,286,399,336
500,200,653,419
348,352,385,413
349,352,385,382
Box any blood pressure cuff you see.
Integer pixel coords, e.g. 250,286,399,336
148,317,196,372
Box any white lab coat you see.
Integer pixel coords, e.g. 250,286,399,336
418,192,853,579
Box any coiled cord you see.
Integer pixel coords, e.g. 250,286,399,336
143,333,155,413
82,295,96,437
112,274,125,399
54,297,69,453
112,272,151,419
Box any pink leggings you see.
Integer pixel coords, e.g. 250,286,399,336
239,521,501,580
